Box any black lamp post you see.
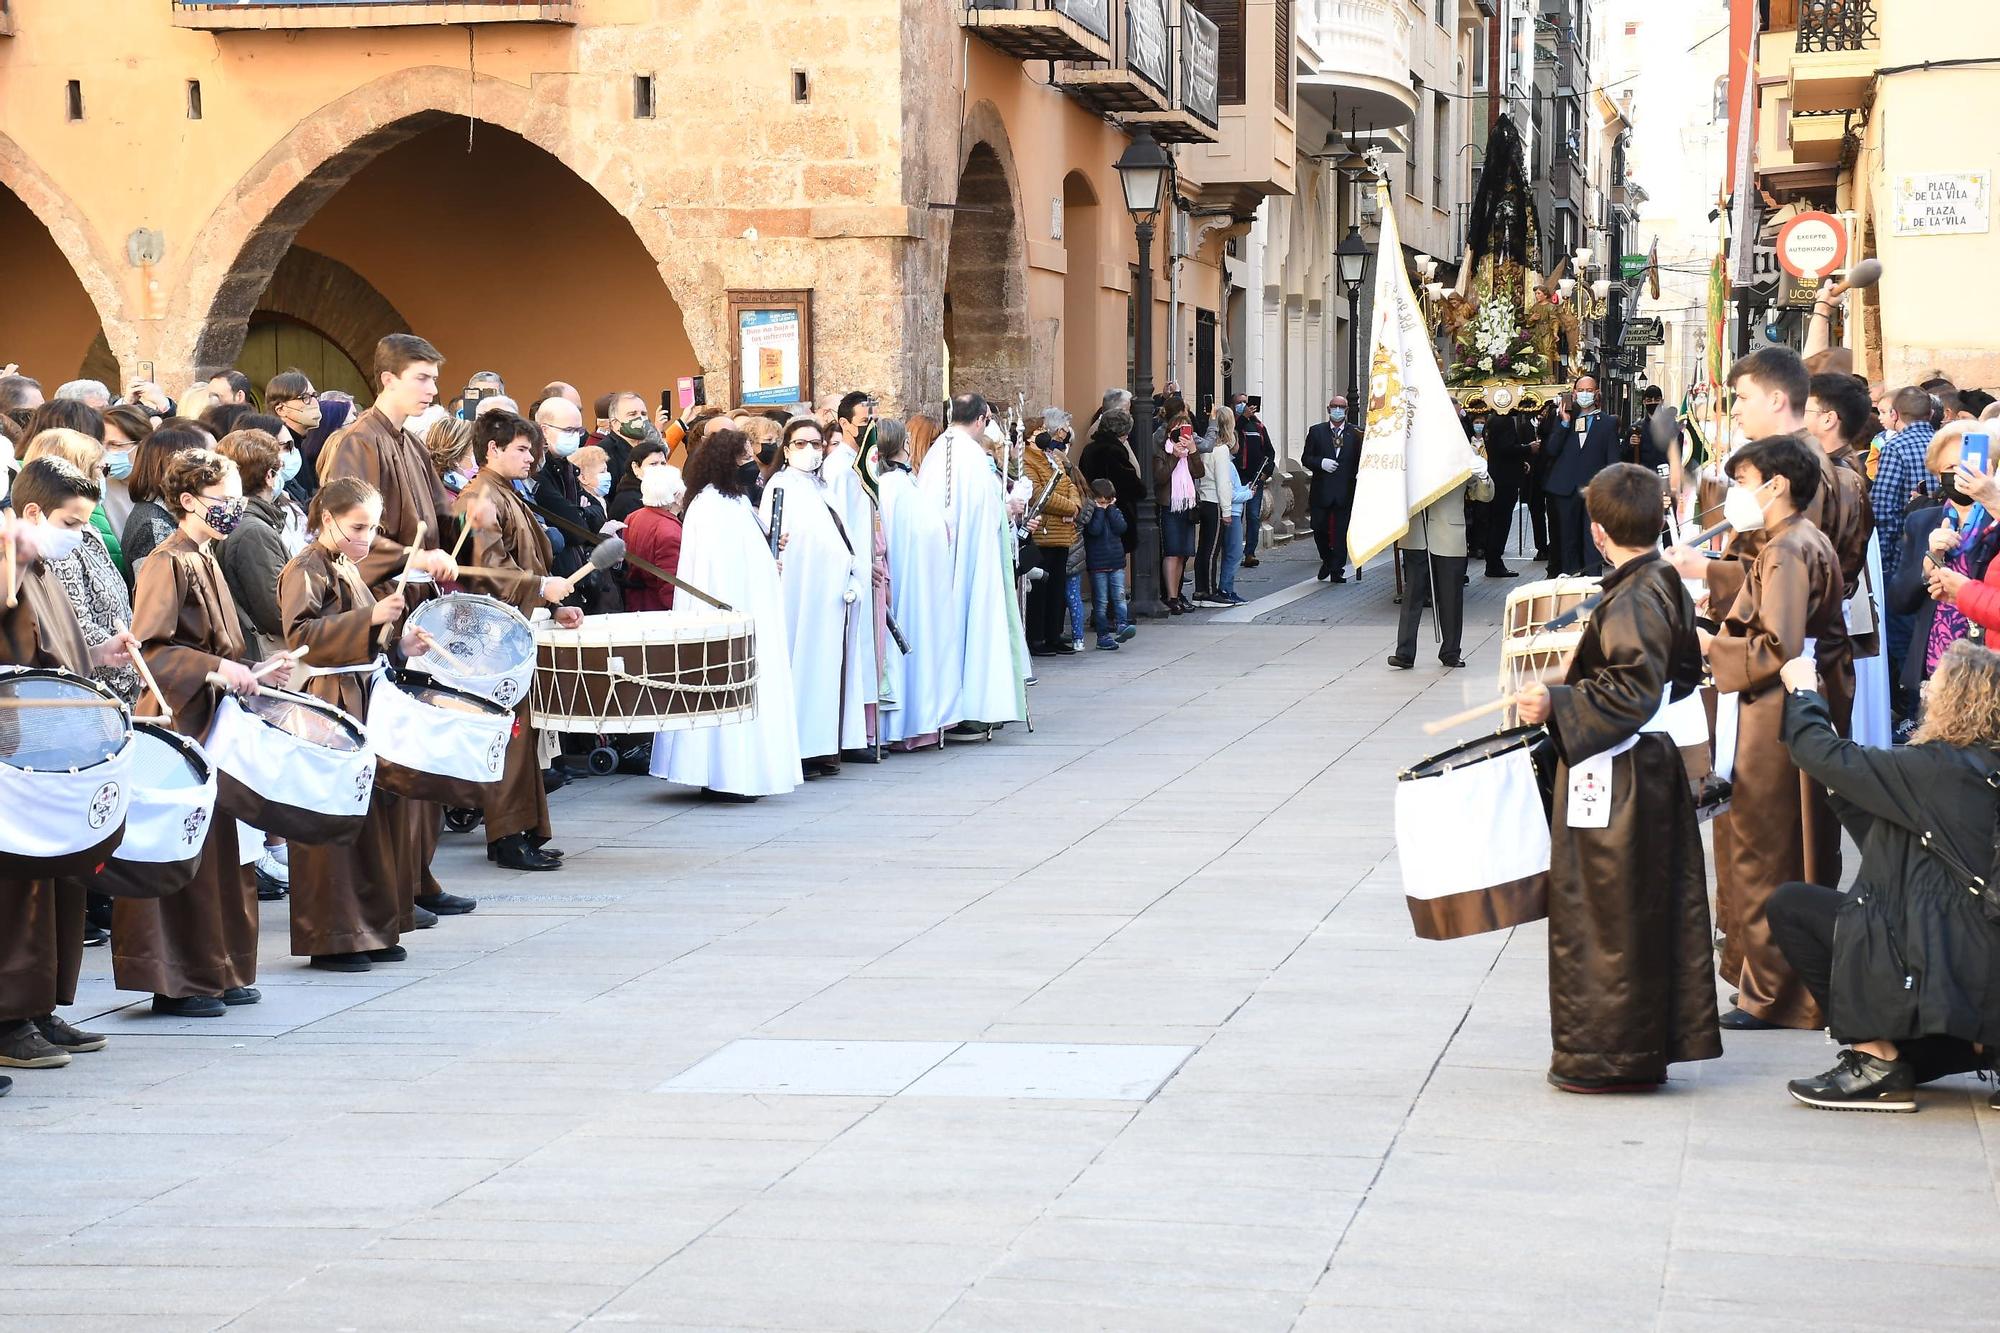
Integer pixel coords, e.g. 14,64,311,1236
1337,223,1370,411
1115,127,1172,619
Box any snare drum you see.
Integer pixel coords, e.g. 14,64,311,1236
206,688,374,845
532,610,758,735
79,722,217,899
368,668,512,806
406,592,536,709
1397,726,1555,940
0,666,133,878
1498,577,1599,709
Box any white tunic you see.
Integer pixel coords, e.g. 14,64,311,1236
877,466,961,742
760,468,854,760
648,488,804,796
821,442,880,745
917,426,1026,725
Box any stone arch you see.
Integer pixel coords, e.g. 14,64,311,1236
0,134,129,380
942,101,1032,409
250,247,412,385
167,67,716,387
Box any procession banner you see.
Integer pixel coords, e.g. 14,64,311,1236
1347,182,1479,566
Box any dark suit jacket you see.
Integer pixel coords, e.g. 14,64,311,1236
1302,421,1363,507
1542,411,1621,497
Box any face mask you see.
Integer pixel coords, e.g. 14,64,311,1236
1940,473,1965,504
757,443,780,467
289,402,323,431
1575,391,1598,411
278,448,303,486
442,470,466,492
1329,409,1346,424
551,430,582,457
592,472,613,498
196,497,247,537
1044,437,1066,452
789,445,824,472
1722,482,1769,533
736,460,762,489
104,450,134,481
36,524,84,562
333,522,373,563
618,418,649,441
1472,423,1486,437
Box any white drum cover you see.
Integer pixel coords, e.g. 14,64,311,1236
369,672,511,786
1396,747,1550,904
207,695,374,821
119,727,216,865
0,745,132,861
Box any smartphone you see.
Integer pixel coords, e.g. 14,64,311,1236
459,387,483,419
659,390,673,414
691,375,707,407
676,377,695,414
1964,433,1991,476
137,361,155,383
1247,395,1263,413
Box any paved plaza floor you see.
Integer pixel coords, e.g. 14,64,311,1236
8,536,2000,1331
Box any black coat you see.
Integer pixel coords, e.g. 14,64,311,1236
1542,411,1621,497
1302,420,1362,508
1783,689,2000,1047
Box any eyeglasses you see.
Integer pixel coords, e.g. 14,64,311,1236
278,391,319,405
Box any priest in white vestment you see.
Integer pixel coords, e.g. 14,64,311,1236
649,427,803,800
760,419,856,774
822,405,885,754
874,420,960,747
918,394,1027,731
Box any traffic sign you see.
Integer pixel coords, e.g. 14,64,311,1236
1776,211,1849,280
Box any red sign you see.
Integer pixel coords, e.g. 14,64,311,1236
1776,211,1849,280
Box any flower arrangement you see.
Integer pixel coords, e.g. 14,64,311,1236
1447,290,1547,385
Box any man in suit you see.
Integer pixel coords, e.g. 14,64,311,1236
1302,394,1365,581
1540,373,1621,575
1388,463,1491,670
1476,411,1528,579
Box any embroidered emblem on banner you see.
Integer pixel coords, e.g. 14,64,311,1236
356,765,375,803
88,783,120,829
494,678,520,706
485,732,506,775
182,808,208,848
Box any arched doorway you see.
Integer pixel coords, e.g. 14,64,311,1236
190,114,696,409
0,183,105,386
943,140,1030,411
239,314,373,407
1060,171,1102,415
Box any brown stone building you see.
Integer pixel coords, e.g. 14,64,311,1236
0,0,1308,418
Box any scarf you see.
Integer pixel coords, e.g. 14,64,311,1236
1169,450,1196,512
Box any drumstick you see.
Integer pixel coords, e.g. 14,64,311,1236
252,646,310,679
449,519,474,563
0,697,124,711
1422,693,1521,737
379,522,428,650
117,624,171,722
449,565,539,584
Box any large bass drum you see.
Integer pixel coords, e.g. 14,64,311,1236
0,666,133,878
405,592,537,709
532,610,758,734
1396,726,1555,941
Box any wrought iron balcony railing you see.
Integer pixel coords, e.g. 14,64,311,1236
1795,0,1877,54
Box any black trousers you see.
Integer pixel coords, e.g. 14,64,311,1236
1395,549,1465,662
1767,882,1985,1084
1527,475,1550,556
1026,542,1069,648
1309,499,1336,573
1483,476,1521,569
1549,492,1601,576
1194,500,1221,596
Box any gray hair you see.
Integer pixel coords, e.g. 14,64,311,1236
1100,388,1133,412
55,379,111,407
873,418,909,462
1098,407,1134,438
1042,407,1073,435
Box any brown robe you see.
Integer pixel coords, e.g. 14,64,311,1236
320,406,460,896
1802,445,1871,735
454,471,552,846
1708,513,1848,1029
0,563,96,1023
1544,553,1723,1083
1831,444,1881,661
112,531,254,999
277,545,410,956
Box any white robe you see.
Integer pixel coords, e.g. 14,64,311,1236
878,466,961,742
649,487,804,796
1851,529,1893,749
760,468,854,760
918,426,1025,725
821,442,880,745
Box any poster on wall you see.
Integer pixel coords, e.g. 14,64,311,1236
1182,4,1220,128
1126,0,1170,94
1892,172,1992,236
1054,0,1111,42
729,291,814,408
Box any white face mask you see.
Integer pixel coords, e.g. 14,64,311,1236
1723,482,1770,533
36,524,84,562
788,445,824,472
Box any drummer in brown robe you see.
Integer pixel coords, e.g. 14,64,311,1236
1515,464,1723,1093
0,462,143,1078
116,449,301,1017
455,410,580,872
278,477,441,971
318,333,470,916
1669,434,1847,1032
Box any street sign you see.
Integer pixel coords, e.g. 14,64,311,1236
1619,253,1649,280
1776,210,1848,280
1622,317,1665,347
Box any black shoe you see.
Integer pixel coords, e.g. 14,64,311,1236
1486,565,1518,578
491,835,560,872
255,867,288,901
1029,646,1059,657
803,759,842,779
487,842,562,863
701,787,760,803
1050,642,1078,655
82,923,108,948
417,891,478,915
541,766,569,793
87,895,114,932
222,986,261,1007
1719,1007,1781,1030
945,723,992,743
151,994,225,1018
1440,656,1467,669
1316,563,1331,581
0,1075,11,1097
410,904,439,931
365,945,408,963
841,748,883,764
529,836,564,859
1386,655,1414,670
1328,571,1348,583
34,1014,106,1054
1787,1049,1917,1112
310,952,373,973
0,1020,69,1068
1241,556,1260,568
1547,1070,1661,1094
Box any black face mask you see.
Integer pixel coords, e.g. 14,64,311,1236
757,443,780,467
736,460,762,488
1940,473,1965,504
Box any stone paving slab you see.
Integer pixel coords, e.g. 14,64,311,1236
6,533,1998,1329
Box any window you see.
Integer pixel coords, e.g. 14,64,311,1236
65,80,83,122
1435,0,1447,27
186,80,203,120
1409,77,1424,198
1433,91,1449,206
1274,0,1291,113
631,74,656,119
1192,0,1246,105
792,70,811,104
1470,21,1488,93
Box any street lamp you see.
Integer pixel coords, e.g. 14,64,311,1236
1115,127,1172,619
1337,223,1370,409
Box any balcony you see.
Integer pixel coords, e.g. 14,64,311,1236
1295,0,1417,132
1123,2,1222,144
1790,108,1850,164
961,0,1114,65
1788,0,1877,113
171,1,575,31
1056,0,1174,116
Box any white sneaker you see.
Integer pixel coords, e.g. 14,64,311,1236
254,850,290,886
1071,637,1084,652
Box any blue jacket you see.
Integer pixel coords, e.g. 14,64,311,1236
1082,502,1127,571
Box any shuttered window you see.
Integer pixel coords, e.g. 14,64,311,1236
1274,0,1291,112
1190,0,1245,105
